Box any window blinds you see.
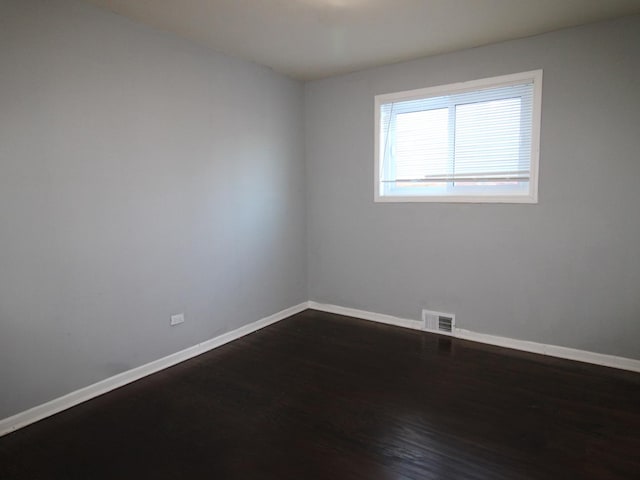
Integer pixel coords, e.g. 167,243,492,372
379,81,534,186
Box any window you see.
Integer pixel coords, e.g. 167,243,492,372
375,70,542,203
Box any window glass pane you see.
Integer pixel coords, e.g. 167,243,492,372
395,108,449,181
454,98,526,180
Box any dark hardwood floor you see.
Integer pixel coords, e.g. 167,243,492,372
1,309,639,479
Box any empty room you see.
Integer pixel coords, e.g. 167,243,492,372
1,0,639,478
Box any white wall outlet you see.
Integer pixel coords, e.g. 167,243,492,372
170,313,185,326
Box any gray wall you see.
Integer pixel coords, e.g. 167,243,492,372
0,0,306,418
305,16,640,360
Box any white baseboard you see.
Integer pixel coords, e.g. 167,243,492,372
308,301,640,373
0,302,309,438
307,301,424,331
454,328,640,372
3,300,638,438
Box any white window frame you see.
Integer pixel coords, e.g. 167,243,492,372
374,70,543,204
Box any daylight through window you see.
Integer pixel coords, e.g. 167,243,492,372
375,70,542,203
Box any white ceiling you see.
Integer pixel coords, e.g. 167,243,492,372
83,0,640,80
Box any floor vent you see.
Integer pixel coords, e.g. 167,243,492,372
422,309,456,336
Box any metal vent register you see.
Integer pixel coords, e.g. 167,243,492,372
422,309,456,336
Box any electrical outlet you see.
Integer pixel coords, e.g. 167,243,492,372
170,313,185,326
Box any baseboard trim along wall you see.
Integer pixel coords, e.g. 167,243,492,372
3,300,639,437
0,303,308,438
307,302,640,373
